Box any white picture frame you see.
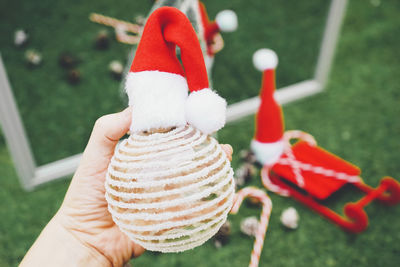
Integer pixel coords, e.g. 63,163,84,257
0,0,348,190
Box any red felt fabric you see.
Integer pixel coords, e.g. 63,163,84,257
198,1,219,55
272,141,361,199
130,7,209,92
270,172,368,233
254,69,284,143
270,173,400,232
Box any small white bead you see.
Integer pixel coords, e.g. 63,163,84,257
109,60,124,74
14,30,28,46
280,207,299,229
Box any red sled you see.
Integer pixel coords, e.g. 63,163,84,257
262,135,400,233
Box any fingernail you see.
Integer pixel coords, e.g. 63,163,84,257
224,144,233,154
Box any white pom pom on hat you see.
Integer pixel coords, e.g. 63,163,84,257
185,89,227,135
252,48,278,71
216,10,238,32
125,7,226,135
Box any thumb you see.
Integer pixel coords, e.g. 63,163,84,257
82,107,132,164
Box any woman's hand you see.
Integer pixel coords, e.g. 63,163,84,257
21,107,233,267
55,107,143,266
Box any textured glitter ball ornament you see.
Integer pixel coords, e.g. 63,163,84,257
105,7,234,253
106,125,234,252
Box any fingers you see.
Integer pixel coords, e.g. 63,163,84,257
92,107,131,145
221,144,233,161
85,107,132,156
131,243,145,258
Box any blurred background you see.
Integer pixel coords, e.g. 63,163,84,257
0,0,399,266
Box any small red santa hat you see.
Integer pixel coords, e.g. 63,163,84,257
198,1,238,45
251,48,285,165
126,7,226,134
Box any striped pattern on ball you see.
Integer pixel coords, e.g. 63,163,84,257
105,125,235,252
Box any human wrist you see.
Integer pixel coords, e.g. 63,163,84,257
52,213,113,267
20,216,111,267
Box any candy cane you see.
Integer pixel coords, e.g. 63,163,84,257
115,25,141,45
90,13,141,32
261,166,291,196
89,13,142,44
231,187,272,267
282,130,317,146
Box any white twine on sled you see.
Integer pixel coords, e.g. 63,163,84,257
261,130,362,196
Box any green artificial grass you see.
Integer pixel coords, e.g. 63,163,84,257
1,0,400,266
0,0,153,165
0,0,329,165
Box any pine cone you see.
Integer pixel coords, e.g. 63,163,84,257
240,216,259,237
67,69,81,84
95,30,110,49
59,52,79,69
239,149,257,164
214,220,231,246
235,163,257,186
25,49,42,66
109,60,124,80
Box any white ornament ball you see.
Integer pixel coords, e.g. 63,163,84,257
215,10,238,32
280,207,299,229
105,125,235,253
252,48,278,71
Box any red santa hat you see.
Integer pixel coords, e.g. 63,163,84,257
198,1,237,51
126,7,226,134
251,48,285,165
